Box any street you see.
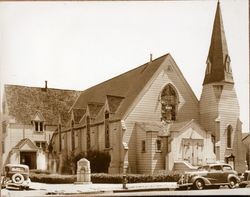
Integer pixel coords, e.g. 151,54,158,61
1,185,250,197
101,188,250,196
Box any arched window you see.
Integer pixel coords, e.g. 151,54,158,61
225,55,232,73
104,111,110,148
86,116,91,150
161,84,178,122
206,58,211,74
227,125,233,148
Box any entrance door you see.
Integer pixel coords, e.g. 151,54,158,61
182,139,203,166
20,151,37,169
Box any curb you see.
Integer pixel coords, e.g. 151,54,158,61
113,187,176,193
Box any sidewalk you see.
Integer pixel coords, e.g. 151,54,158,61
31,181,178,195
31,182,177,194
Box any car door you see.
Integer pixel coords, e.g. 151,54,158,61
207,165,224,184
222,165,234,183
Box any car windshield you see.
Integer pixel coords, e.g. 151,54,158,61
198,165,209,171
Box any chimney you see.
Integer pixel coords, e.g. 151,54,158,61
45,80,48,90
150,53,153,63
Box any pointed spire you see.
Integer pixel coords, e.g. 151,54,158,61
203,1,234,85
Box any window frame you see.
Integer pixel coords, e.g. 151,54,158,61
141,140,146,153
156,139,162,153
161,84,178,122
34,121,44,132
227,125,232,149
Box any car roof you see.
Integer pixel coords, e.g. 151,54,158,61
5,164,29,169
207,163,232,167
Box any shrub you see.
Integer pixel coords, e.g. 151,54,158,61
30,172,180,184
86,151,111,173
72,151,111,173
30,173,76,184
29,169,51,174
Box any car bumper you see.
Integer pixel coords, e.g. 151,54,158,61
5,181,30,190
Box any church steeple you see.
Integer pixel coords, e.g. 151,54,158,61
203,1,234,85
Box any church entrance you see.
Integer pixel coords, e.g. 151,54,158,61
20,151,37,169
182,139,203,166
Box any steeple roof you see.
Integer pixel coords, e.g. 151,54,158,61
203,1,234,85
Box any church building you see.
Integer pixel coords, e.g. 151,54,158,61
50,2,247,174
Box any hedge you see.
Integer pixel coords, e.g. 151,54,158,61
30,172,180,184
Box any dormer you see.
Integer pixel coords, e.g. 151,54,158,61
105,95,124,115
31,111,45,132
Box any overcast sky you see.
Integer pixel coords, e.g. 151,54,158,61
0,0,249,132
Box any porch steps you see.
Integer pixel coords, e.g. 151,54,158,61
173,161,198,173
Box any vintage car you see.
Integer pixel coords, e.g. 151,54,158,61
239,170,250,188
1,164,31,190
177,163,241,190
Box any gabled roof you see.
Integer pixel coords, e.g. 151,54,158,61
106,95,124,113
136,121,164,132
72,108,86,124
72,53,169,119
203,1,234,85
14,138,38,151
87,102,104,119
4,84,81,125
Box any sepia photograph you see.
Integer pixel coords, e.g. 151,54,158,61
0,0,249,196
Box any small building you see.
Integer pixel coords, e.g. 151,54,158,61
1,82,81,170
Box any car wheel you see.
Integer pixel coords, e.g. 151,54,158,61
228,177,237,189
12,173,24,184
193,179,205,190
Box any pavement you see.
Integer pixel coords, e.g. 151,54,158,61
1,181,178,196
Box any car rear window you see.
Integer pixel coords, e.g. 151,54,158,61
210,165,222,171
11,167,25,172
222,165,232,171
198,165,209,170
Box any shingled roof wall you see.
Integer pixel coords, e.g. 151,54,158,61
4,84,81,126
73,53,169,120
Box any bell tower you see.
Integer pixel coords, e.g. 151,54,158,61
199,1,246,172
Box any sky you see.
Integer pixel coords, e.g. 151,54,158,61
0,0,249,132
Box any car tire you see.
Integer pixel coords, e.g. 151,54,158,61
228,177,237,189
193,179,205,190
12,173,24,184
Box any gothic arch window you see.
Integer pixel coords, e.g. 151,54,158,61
225,55,232,73
86,116,91,150
227,125,233,148
104,111,110,148
206,58,211,74
161,84,178,122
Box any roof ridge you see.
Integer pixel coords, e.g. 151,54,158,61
4,84,81,92
78,53,169,95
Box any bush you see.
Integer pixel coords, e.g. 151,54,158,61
72,151,111,173
30,172,180,184
29,169,51,174
30,173,76,184
86,151,111,173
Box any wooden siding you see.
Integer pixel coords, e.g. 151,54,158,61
200,83,246,172
125,56,200,173
2,123,54,166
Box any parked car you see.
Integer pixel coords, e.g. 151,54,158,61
239,170,250,188
1,164,31,190
177,163,241,190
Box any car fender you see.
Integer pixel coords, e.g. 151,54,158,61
227,174,241,183
190,175,211,185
